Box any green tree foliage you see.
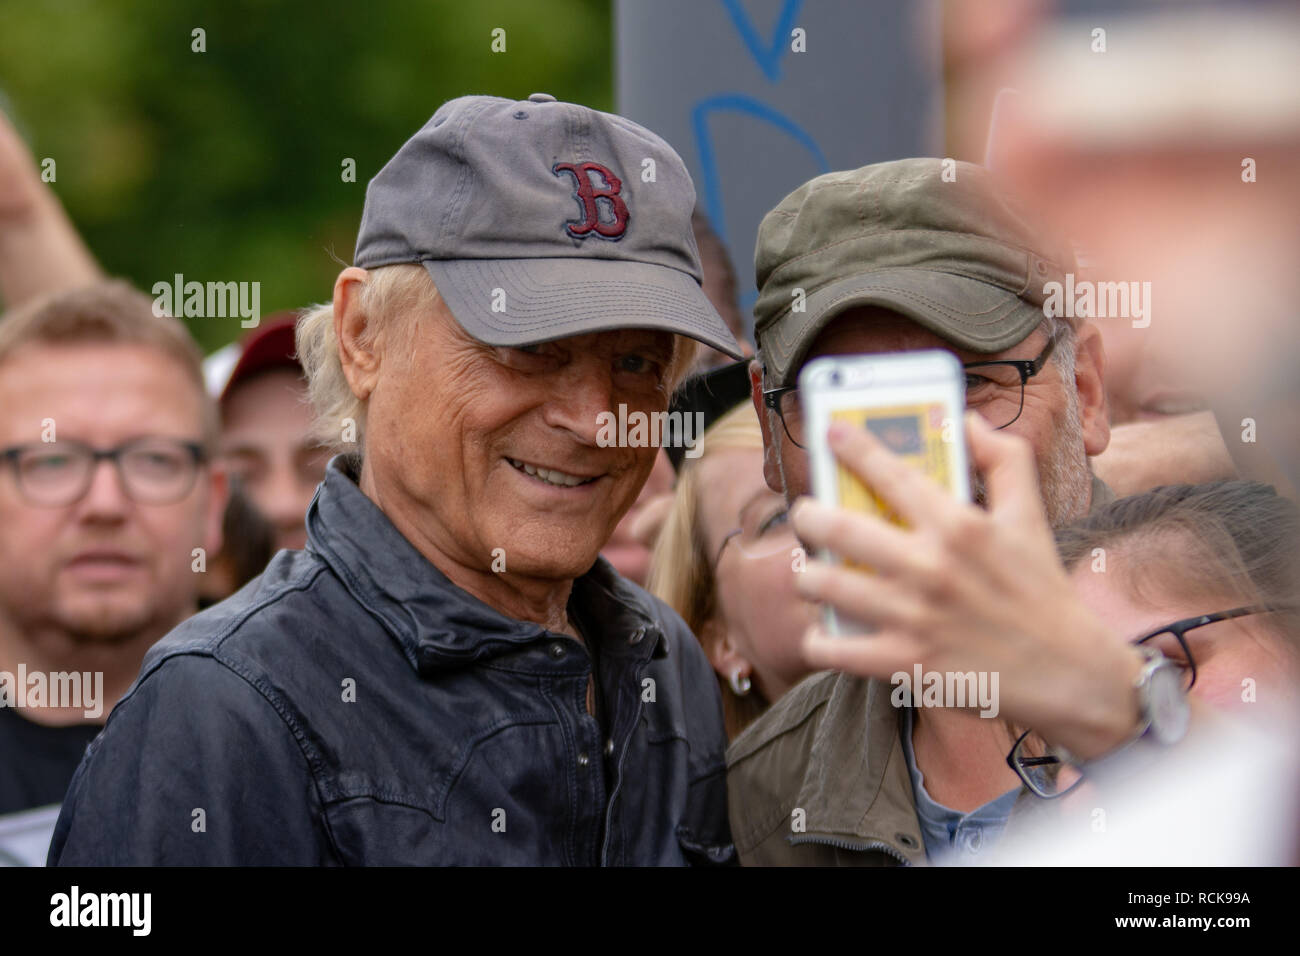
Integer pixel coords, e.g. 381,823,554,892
0,0,612,350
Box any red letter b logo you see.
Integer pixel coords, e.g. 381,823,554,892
552,162,629,239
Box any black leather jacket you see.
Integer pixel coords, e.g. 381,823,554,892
49,456,734,866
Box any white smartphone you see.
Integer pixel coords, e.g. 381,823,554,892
800,350,971,635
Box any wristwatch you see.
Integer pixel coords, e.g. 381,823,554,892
1132,645,1190,746
1028,647,1190,785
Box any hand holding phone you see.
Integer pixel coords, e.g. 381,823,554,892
801,350,970,634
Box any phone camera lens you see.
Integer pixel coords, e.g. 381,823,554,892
830,371,842,386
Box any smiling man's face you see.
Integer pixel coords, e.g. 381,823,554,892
360,290,676,585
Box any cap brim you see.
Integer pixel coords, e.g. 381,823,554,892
422,258,744,359
764,268,1047,387
219,318,301,403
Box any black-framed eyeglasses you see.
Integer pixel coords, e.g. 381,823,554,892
1,437,207,507
1005,603,1286,798
762,332,1060,449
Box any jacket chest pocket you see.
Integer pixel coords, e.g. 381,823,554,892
325,714,581,864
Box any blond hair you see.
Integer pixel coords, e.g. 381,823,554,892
296,264,698,453
648,400,768,739
0,279,218,447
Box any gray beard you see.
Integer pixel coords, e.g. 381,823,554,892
971,386,1093,528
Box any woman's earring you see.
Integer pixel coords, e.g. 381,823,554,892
729,668,752,696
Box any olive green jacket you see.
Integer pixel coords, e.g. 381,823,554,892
727,671,929,865
726,669,1065,865
725,476,1116,866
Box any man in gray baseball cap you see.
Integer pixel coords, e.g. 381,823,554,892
727,158,1116,866
354,93,739,354
50,94,740,866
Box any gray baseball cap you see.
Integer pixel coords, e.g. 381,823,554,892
354,93,742,359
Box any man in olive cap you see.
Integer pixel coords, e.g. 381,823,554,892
727,158,1115,865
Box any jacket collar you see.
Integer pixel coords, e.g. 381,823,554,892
305,455,667,674
792,675,927,863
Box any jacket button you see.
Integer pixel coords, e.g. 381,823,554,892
604,738,614,756
577,752,590,766
548,642,566,659
628,627,646,645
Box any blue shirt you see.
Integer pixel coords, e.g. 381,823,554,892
901,706,1020,864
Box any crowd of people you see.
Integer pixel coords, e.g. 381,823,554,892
1,6,1298,869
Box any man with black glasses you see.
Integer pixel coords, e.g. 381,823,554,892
0,281,226,865
727,158,1138,865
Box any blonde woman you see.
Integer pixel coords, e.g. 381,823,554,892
649,402,815,739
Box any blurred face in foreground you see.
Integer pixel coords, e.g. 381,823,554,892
1001,140,1300,454
695,446,815,702
1096,314,1209,426
339,271,677,614
0,344,224,644
221,367,329,552
1071,554,1298,714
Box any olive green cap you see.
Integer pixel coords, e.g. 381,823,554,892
752,158,1075,387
